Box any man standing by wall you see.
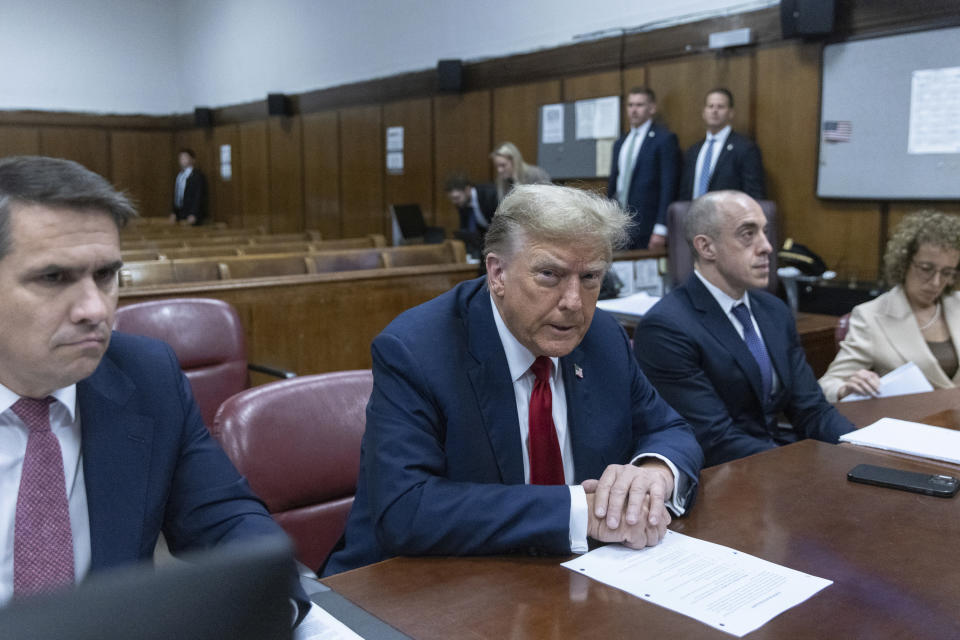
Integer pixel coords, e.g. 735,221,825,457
170,148,208,225
606,87,680,250
678,88,766,201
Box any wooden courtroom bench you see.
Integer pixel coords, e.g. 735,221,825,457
121,230,322,251
118,240,466,287
117,262,480,376
120,234,386,262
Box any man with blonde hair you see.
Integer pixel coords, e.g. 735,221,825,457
325,184,702,576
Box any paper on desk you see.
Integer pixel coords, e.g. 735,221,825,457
295,602,365,640
840,361,933,402
562,531,832,637
596,291,660,317
839,417,960,464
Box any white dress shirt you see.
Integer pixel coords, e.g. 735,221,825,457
174,166,193,208
0,383,92,606
692,125,731,198
694,269,780,393
489,295,684,553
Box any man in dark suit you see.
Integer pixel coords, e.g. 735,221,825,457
606,87,680,250
444,173,498,259
324,184,703,576
678,88,766,201
0,156,310,625
633,191,852,467
170,148,208,225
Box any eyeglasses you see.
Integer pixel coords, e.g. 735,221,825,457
911,260,959,283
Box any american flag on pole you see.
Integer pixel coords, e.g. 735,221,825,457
823,120,852,142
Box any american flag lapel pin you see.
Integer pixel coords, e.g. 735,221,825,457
574,364,584,379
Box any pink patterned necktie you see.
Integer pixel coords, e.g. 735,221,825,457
11,396,75,597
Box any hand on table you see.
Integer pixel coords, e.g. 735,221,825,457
582,461,673,549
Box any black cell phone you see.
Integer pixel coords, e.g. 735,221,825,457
847,463,960,498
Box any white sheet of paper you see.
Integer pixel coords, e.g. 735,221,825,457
908,66,960,154
385,126,404,152
839,417,960,465
591,96,620,139
840,361,934,402
294,602,365,640
386,151,403,173
596,290,660,317
562,531,832,637
608,261,636,295
541,103,564,144
575,99,596,140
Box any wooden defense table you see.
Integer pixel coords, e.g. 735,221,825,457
322,436,960,639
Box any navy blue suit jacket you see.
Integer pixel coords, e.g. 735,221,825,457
634,274,853,467
78,332,307,607
678,131,766,201
606,122,680,249
324,277,703,575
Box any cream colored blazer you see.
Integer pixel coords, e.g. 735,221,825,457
819,286,960,401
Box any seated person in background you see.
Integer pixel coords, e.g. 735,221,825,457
444,173,498,256
0,156,311,627
677,88,766,201
490,141,551,201
634,190,853,467
820,210,960,401
323,184,703,576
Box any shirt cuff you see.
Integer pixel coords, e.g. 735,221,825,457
568,484,589,554
630,453,688,516
652,224,668,238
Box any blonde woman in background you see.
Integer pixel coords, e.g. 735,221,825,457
490,141,551,201
819,210,960,400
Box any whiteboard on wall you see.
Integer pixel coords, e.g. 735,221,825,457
817,26,960,199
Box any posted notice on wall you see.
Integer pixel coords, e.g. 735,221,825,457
575,96,619,140
541,103,564,144
908,66,960,154
562,531,832,637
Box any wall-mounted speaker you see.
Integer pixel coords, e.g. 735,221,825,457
437,59,463,93
780,0,835,39
267,93,292,117
194,107,214,128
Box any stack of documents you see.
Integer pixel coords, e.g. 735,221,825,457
839,417,960,464
596,291,660,318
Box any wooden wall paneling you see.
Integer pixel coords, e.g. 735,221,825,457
562,70,622,102
239,121,270,230
888,202,960,239
646,51,754,151
0,126,40,157
267,116,304,233
383,98,434,224
339,105,384,238
302,110,341,238
39,127,110,178
561,71,623,194
110,130,175,219
755,42,881,282
207,125,242,228
491,80,562,168
174,128,217,223
433,90,492,232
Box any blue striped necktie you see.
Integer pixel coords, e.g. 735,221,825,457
731,303,773,402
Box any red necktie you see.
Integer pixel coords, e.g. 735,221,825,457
528,357,564,485
11,396,75,597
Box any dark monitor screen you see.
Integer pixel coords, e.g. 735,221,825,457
0,537,294,640
391,204,427,239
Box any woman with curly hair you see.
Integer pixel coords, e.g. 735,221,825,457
489,142,551,201
819,210,960,400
